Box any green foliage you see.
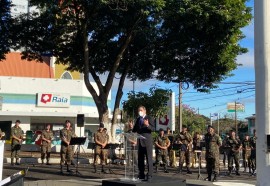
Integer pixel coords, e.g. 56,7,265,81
175,104,208,135
0,0,12,60
7,0,252,124
122,86,171,119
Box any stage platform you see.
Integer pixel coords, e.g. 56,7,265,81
102,175,186,186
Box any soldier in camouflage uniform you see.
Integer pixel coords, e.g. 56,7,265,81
154,128,170,173
250,129,256,175
103,128,110,164
175,125,192,174
165,127,174,167
226,130,242,176
242,134,252,173
94,123,108,173
204,125,222,182
11,120,24,166
60,120,76,173
41,124,54,165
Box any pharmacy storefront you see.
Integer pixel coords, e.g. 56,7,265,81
0,76,111,147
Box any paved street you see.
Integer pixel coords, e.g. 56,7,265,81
2,160,256,186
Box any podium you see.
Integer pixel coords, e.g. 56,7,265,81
121,132,145,181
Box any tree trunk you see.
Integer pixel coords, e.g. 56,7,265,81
111,64,131,141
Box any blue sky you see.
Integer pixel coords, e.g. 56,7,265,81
107,1,255,121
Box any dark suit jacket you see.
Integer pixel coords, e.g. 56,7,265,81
132,115,154,148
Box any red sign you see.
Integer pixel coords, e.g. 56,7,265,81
41,94,52,104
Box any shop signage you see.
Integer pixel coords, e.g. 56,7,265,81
37,93,70,108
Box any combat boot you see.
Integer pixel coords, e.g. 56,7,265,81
15,158,20,165
67,165,72,172
93,165,97,173
227,168,232,176
243,162,247,172
41,159,44,164
101,165,109,174
212,172,218,182
248,167,251,174
154,165,158,173
11,158,14,166
178,164,183,173
60,165,63,174
164,165,169,173
46,160,51,165
187,167,192,174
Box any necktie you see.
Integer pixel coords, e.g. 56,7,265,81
139,117,144,127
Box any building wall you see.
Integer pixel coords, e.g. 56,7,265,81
0,76,111,136
54,63,81,80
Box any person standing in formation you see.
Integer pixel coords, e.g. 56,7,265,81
60,120,76,173
242,134,252,173
41,124,54,165
165,127,175,167
226,130,242,176
11,120,24,166
175,125,193,174
132,106,154,182
250,129,257,176
154,128,170,173
204,125,222,182
94,123,108,173
193,132,202,168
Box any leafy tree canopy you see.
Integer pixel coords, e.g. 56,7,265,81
0,0,12,60
11,0,252,90
7,0,252,127
122,87,171,119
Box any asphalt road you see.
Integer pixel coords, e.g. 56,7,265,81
2,162,256,186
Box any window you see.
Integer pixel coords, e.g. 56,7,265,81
60,71,73,79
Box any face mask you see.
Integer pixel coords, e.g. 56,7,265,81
138,111,144,117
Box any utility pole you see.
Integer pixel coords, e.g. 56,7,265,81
234,101,238,136
255,0,270,185
179,82,183,133
132,80,135,120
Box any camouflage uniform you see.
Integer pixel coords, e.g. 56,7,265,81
226,137,241,174
204,132,222,179
250,136,256,173
193,136,202,168
176,131,192,172
166,133,174,167
60,128,76,166
11,126,24,164
242,138,252,172
155,134,170,172
41,129,54,164
103,130,110,164
94,130,108,166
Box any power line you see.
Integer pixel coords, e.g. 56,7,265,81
184,89,255,102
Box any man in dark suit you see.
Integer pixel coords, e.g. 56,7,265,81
132,106,154,181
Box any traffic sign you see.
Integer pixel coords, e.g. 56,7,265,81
227,102,245,112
